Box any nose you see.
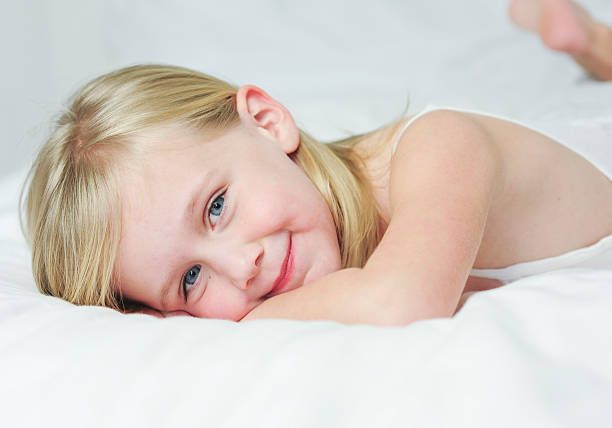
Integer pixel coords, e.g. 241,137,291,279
213,241,264,290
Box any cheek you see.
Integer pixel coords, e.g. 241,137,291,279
193,286,253,321
239,189,295,234
304,239,342,285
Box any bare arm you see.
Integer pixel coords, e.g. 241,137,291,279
242,110,505,326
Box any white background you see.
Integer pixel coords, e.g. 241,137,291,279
2,0,611,178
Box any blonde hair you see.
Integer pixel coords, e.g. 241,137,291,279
22,64,396,311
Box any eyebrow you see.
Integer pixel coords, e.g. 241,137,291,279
158,168,217,311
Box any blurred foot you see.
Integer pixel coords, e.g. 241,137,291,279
509,0,590,53
509,0,612,80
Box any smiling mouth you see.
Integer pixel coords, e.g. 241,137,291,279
266,234,293,298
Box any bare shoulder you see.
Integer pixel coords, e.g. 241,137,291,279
352,110,508,224
359,109,508,317
395,108,612,269
390,109,506,202
395,109,498,151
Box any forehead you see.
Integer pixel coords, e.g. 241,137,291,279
117,128,200,207
113,126,217,302
113,123,259,307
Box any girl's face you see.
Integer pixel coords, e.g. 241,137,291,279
115,122,342,320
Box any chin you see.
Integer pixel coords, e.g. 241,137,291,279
303,257,342,287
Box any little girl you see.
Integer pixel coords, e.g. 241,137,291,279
23,0,612,325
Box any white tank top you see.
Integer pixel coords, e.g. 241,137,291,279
392,105,612,284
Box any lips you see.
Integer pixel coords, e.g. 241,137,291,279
267,234,293,297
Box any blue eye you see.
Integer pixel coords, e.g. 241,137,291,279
182,265,201,299
208,193,225,226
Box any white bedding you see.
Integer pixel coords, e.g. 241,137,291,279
2,0,612,427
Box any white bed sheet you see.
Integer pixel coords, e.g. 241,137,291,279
2,0,612,427
2,226,612,427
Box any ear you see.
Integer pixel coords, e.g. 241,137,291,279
236,85,300,154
